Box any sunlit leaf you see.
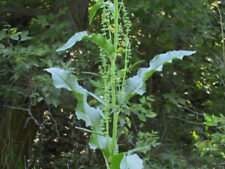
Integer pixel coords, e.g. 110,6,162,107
204,114,221,126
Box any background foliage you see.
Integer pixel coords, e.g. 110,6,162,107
0,0,224,168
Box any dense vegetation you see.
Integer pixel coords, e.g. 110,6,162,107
0,0,224,168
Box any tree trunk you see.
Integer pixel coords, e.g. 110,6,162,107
68,0,89,31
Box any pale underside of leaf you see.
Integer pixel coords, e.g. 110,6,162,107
56,31,88,52
45,67,112,157
120,154,144,169
56,31,115,56
122,50,196,102
89,135,116,159
45,67,104,131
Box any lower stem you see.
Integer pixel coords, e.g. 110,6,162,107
112,111,118,155
105,100,111,157
111,58,117,155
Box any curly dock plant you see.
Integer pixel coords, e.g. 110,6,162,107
45,0,196,168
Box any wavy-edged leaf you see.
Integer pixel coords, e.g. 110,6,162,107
122,50,196,102
120,154,143,169
45,67,115,159
56,31,115,55
45,67,104,132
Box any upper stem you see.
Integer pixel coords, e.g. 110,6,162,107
111,0,119,155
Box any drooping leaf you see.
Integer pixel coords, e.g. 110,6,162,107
122,50,196,102
56,31,115,55
84,33,114,55
45,67,114,158
45,67,104,132
120,154,143,169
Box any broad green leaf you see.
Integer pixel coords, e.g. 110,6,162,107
204,114,221,126
89,3,101,25
89,0,115,25
10,31,32,41
45,67,104,132
110,153,124,169
20,31,32,41
56,31,115,55
122,50,196,102
85,33,114,55
120,154,143,169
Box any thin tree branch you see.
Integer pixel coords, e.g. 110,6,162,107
4,105,45,128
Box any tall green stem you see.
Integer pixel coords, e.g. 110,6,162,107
111,0,119,155
214,4,225,67
120,39,129,102
217,6,225,67
104,80,111,158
